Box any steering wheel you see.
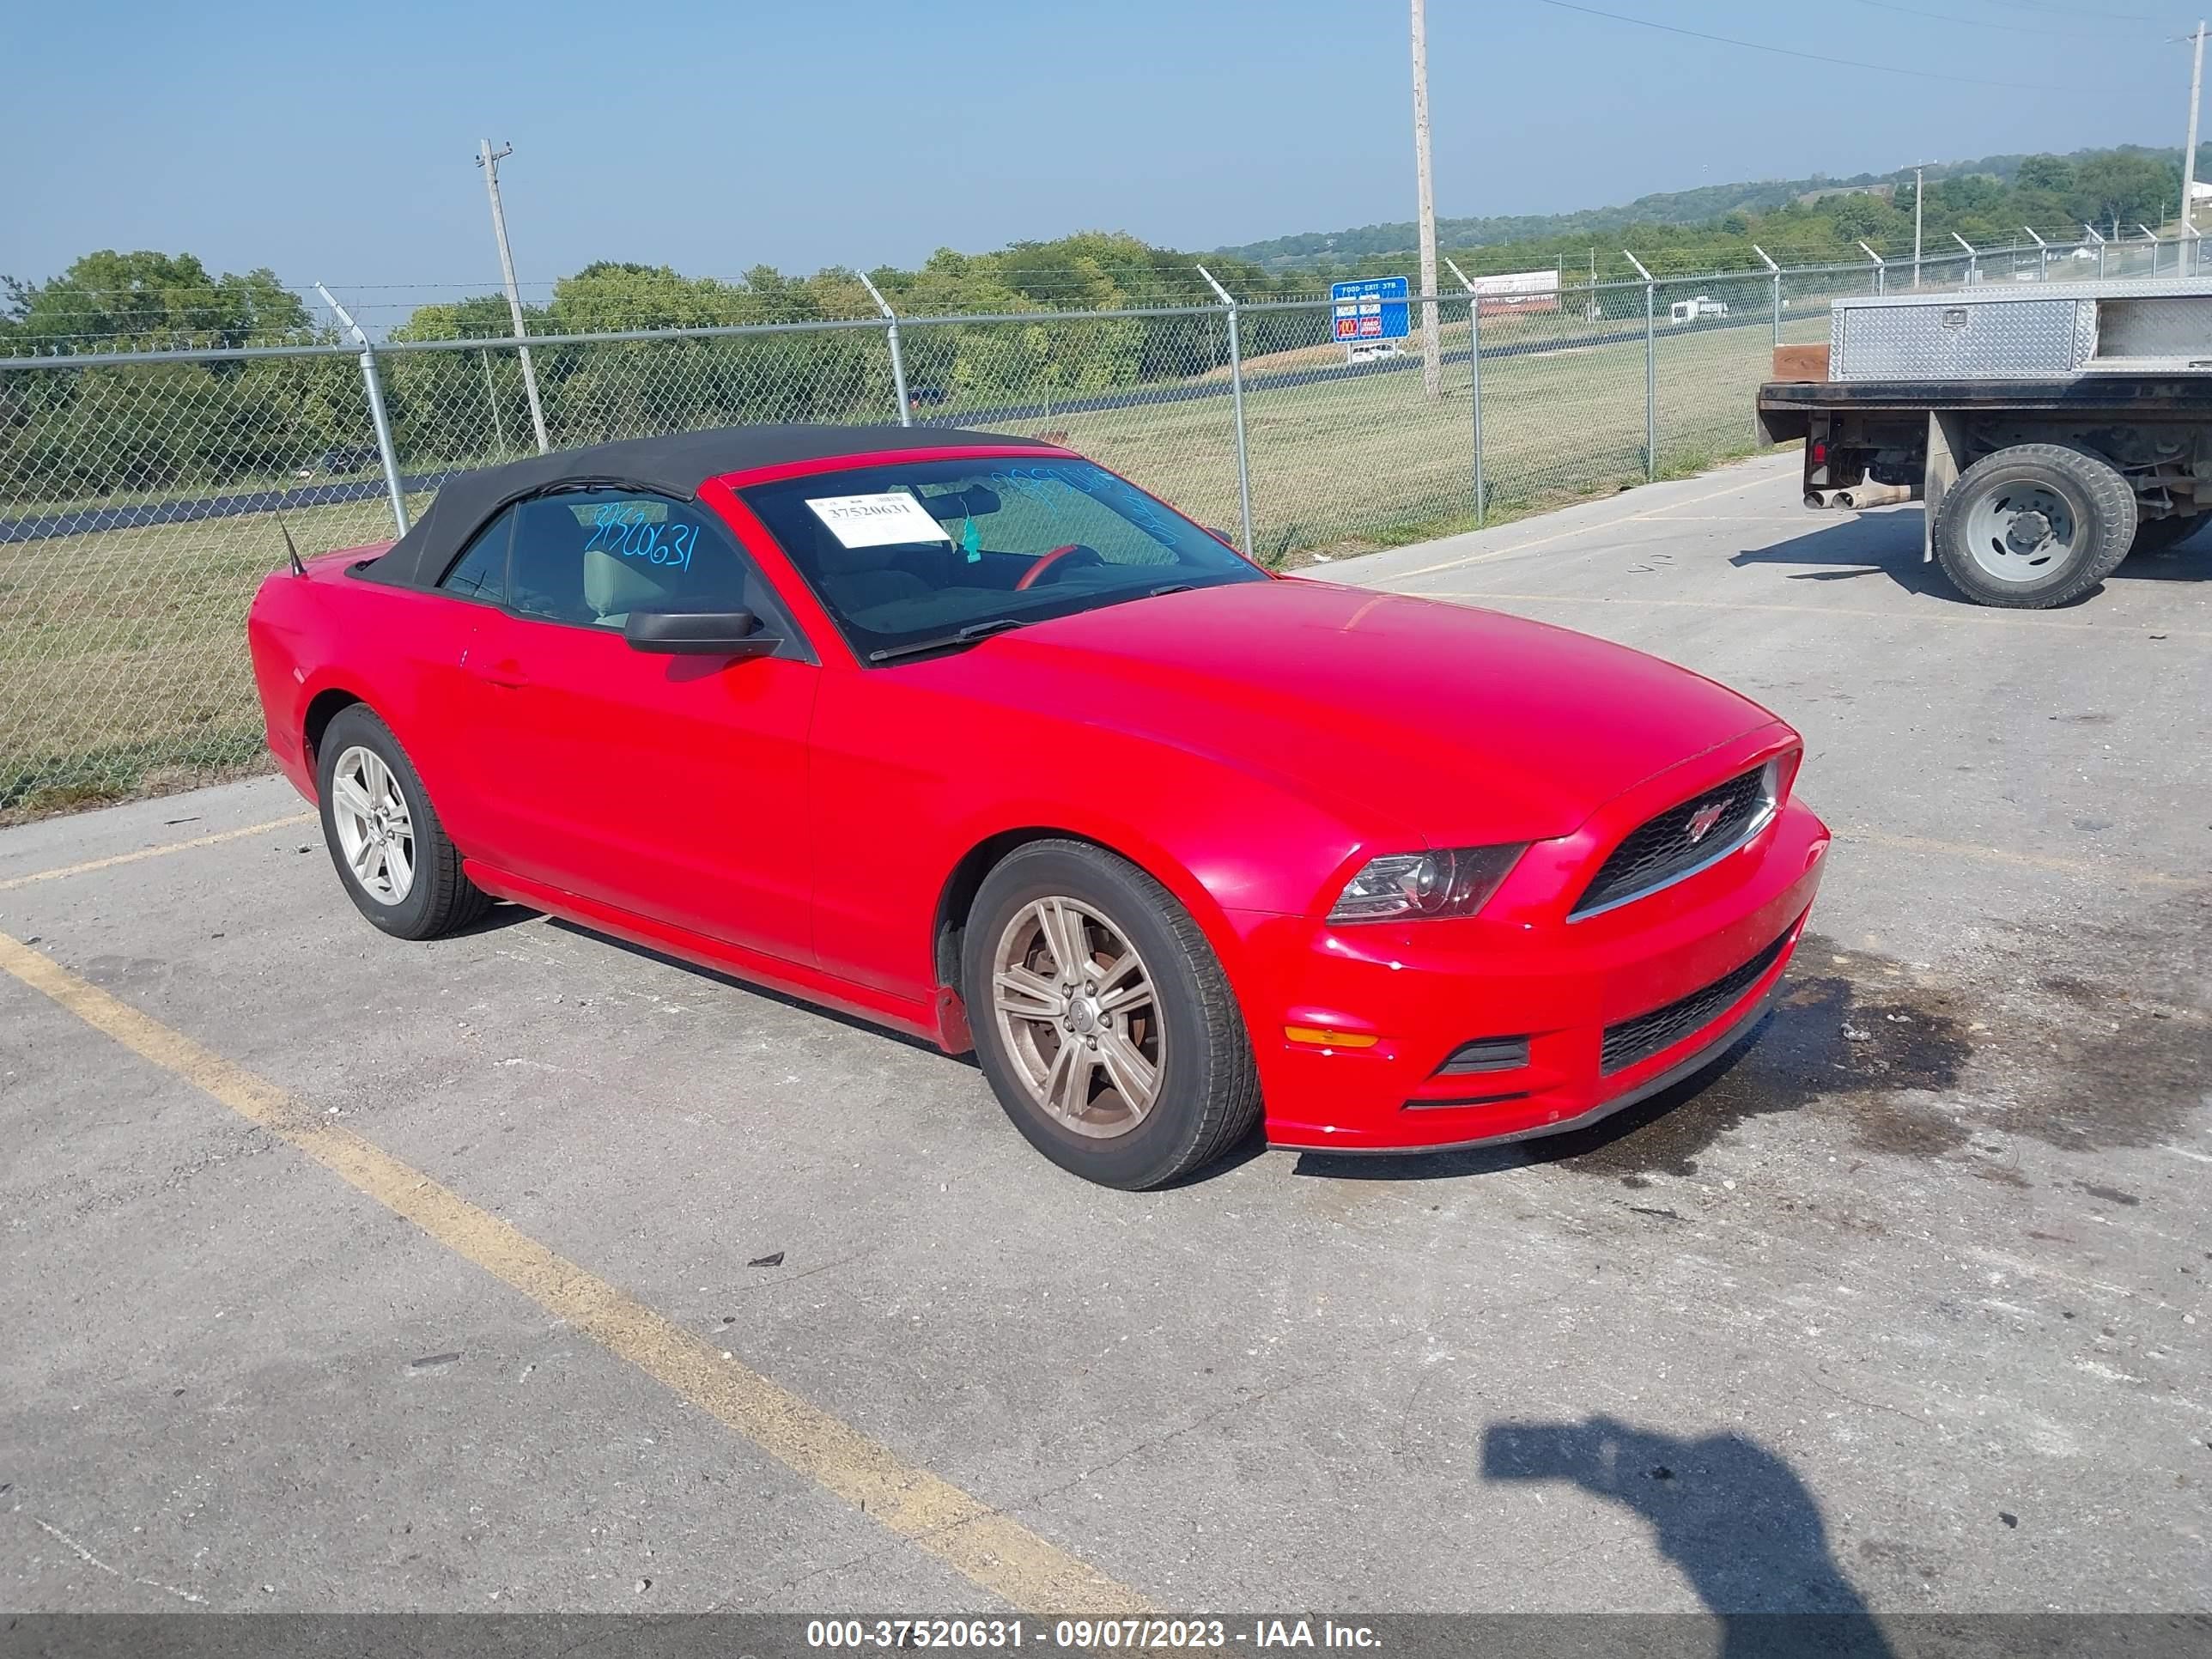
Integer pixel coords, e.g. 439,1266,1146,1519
1015,543,1106,591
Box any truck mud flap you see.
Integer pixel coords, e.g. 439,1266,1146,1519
1923,410,1967,562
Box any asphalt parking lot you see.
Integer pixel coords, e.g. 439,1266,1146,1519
3,448,2207,1622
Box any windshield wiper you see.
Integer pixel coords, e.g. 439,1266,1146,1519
866,617,1029,664
1148,582,1197,598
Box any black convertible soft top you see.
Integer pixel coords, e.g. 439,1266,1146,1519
356,423,1060,590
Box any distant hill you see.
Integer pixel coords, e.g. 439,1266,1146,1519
1215,145,2190,271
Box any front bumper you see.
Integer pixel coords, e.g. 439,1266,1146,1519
1234,793,1829,1155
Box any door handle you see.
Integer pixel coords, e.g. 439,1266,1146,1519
477,659,529,689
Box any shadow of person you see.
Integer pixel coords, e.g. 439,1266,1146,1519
1482,1416,1895,1659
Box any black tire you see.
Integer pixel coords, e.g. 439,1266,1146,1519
314,704,492,940
1930,443,2136,609
963,839,1261,1189
2129,513,2203,558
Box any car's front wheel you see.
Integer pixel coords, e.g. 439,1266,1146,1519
315,704,492,940
963,840,1261,1188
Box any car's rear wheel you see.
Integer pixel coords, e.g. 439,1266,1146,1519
1930,443,2135,608
316,704,491,940
963,840,1260,1189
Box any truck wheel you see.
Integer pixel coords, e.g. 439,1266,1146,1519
1931,444,2136,609
2129,514,2203,558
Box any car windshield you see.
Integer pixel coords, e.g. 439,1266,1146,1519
736,457,1267,661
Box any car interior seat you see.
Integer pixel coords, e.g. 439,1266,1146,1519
583,548,673,627
811,523,933,617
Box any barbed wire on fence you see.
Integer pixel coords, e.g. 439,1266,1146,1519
8,230,2185,356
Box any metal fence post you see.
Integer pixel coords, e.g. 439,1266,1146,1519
1195,264,1255,559
1856,242,1887,298
1624,252,1656,482
1952,232,1978,286
857,273,911,427
1443,258,1485,526
480,349,508,461
317,283,408,536
1753,246,1780,348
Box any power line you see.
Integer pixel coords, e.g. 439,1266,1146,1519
1846,0,2141,37
1532,0,2087,88
1980,0,2164,21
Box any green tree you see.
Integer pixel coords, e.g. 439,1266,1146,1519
2068,152,2178,232
8,251,309,351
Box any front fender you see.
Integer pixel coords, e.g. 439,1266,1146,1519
807,672,1394,1016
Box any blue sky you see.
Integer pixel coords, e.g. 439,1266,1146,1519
4,0,2190,312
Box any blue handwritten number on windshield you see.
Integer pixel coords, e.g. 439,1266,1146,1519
583,502,695,572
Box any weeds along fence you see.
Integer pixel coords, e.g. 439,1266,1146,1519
0,238,2187,815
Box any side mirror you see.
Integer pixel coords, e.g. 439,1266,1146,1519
623,607,780,657
1205,526,1240,549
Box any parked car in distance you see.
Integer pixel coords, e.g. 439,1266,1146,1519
247,426,1828,1188
296,444,380,479
1669,296,1729,324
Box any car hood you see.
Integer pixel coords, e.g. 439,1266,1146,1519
944,578,1784,843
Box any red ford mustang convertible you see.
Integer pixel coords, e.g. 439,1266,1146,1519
249,426,1827,1187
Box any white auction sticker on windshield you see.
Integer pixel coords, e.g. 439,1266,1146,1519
805,492,951,548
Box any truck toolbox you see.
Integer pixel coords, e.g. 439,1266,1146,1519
1826,276,2212,382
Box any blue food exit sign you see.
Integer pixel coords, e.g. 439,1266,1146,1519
1330,276,1411,342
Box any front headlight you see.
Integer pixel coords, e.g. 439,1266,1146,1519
1327,844,1526,923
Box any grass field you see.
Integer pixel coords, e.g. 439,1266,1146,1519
0,318,1808,818
978,314,1804,560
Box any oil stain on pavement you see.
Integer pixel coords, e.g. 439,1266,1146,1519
1543,933,1974,1180
1537,906,2209,1180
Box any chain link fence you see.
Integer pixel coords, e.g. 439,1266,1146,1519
0,235,2197,817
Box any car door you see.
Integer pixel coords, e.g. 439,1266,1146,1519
391,506,518,854
458,486,820,964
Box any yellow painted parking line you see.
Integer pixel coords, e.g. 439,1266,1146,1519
1387,468,1788,580
1425,589,2212,641
1833,828,2199,891
0,927,1150,1616
0,814,313,893
1628,470,1796,518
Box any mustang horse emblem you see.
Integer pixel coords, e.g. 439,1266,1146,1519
1686,800,1728,844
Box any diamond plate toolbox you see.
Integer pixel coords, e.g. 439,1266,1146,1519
1830,292,2092,380
1827,276,2212,380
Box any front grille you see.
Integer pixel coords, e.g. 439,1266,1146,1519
1600,924,1795,1075
1572,765,1773,918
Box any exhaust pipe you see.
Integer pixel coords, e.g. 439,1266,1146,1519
1805,488,1850,508
1836,480,1914,509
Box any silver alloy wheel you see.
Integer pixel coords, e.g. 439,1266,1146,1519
989,895,1164,1139
329,744,416,905
1965,478,2081,583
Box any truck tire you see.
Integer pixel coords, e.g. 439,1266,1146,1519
2129,514,2203,558
1930,443,2136,609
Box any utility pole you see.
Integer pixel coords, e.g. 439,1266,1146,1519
2185,21,2206,271
1410,0,1441,400
477,139,550,454
1913,166,1924,287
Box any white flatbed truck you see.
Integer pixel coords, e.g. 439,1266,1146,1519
1756,276,2212,607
